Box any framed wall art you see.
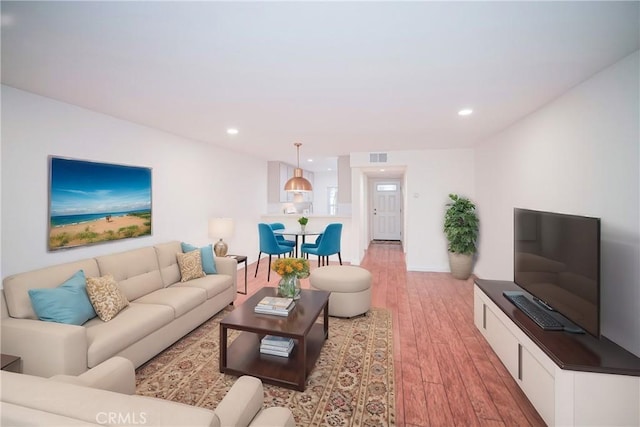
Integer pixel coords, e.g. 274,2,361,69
48,156,152,250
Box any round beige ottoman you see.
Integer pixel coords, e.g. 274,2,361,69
309,265,372,317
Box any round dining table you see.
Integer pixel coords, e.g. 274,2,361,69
273,229,322,258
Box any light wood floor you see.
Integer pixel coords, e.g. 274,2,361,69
236,242,545,427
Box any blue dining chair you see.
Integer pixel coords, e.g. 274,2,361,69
255,223,293,281
269,223,296,254
301,223,342,267
300,233,323,256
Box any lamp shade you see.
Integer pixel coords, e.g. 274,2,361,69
209,218,234,257
284,169,313,192
209,218,234,239
284,142,313,192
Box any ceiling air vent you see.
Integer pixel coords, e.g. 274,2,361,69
369,153,388,163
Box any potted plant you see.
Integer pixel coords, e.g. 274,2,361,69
298,216,308,232
443,193,479,280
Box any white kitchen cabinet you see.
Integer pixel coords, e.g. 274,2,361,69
267,161,281,204
278,162,294,202
302,171,314,202
474,281,640,427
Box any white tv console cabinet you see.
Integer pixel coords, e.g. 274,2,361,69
474,279,640,427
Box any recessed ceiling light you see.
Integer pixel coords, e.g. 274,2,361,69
307,159,313,162
226,128,239,135
458,109,473,116
380,169,385,172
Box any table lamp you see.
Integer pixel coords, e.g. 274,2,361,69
208,218,234,257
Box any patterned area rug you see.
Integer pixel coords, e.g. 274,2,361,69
136,307,395,426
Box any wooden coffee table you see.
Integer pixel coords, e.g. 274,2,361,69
219,287,330,391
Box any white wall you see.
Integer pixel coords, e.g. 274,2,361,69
474,51,640,356
311,170,337,215
1,86,267,278
351,149,475,271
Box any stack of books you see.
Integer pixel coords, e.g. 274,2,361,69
254,296,294,316
260,335,294,357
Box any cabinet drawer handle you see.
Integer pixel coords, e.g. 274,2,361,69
518,343,523,381
483,304,487,329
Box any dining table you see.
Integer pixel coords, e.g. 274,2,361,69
273,229,322,258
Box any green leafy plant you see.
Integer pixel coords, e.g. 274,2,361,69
444,193,479,255
298,216,309,226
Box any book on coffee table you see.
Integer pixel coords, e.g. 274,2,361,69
261,335,294,347
254,296,294,316
260,346,292,357
260,335,294,357
256,296,294,309
254,306,293,316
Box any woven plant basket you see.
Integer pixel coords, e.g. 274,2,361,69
448,251,474,280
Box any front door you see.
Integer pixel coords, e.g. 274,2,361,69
372,179,402,240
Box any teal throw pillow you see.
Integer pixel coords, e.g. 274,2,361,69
181,242,217,274
28,270,97,325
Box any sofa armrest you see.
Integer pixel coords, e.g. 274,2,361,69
1,317,87,377
50,356,136,395
249,408,296,427
214,256,238,292
213,376,263,427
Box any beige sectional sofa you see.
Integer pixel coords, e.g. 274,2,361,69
1,240,238,377
1,356,295,426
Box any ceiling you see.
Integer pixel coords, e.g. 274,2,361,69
1,1,638,172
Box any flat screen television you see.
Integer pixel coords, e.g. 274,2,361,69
514,208,601,337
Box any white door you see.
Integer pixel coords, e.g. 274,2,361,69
372,179,402,240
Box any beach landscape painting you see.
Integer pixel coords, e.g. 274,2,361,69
48,157,152,250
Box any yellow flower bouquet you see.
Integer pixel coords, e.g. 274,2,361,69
271,257,310,279
271,258,309,299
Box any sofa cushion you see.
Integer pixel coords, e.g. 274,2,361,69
3,258,100,319
181,242,217,274
169,274,233,299
154,241,183,287
177,250,206,282
27,270,97,326
95,247,164,301
134,287,207,318
1,402,101,426
84,303,174,367
1,371,217,427
86,275,130,322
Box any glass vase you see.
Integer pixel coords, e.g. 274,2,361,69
278,275,301,300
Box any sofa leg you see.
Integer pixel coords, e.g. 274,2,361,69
338,252,342,265
267,255,272,281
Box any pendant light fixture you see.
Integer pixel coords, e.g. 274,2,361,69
284,142,313,192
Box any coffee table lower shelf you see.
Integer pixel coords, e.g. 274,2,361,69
221,323,326,391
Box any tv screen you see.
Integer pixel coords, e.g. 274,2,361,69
514,208,600,337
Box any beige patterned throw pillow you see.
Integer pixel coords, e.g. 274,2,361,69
177,250,205,282
86,274,129,322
